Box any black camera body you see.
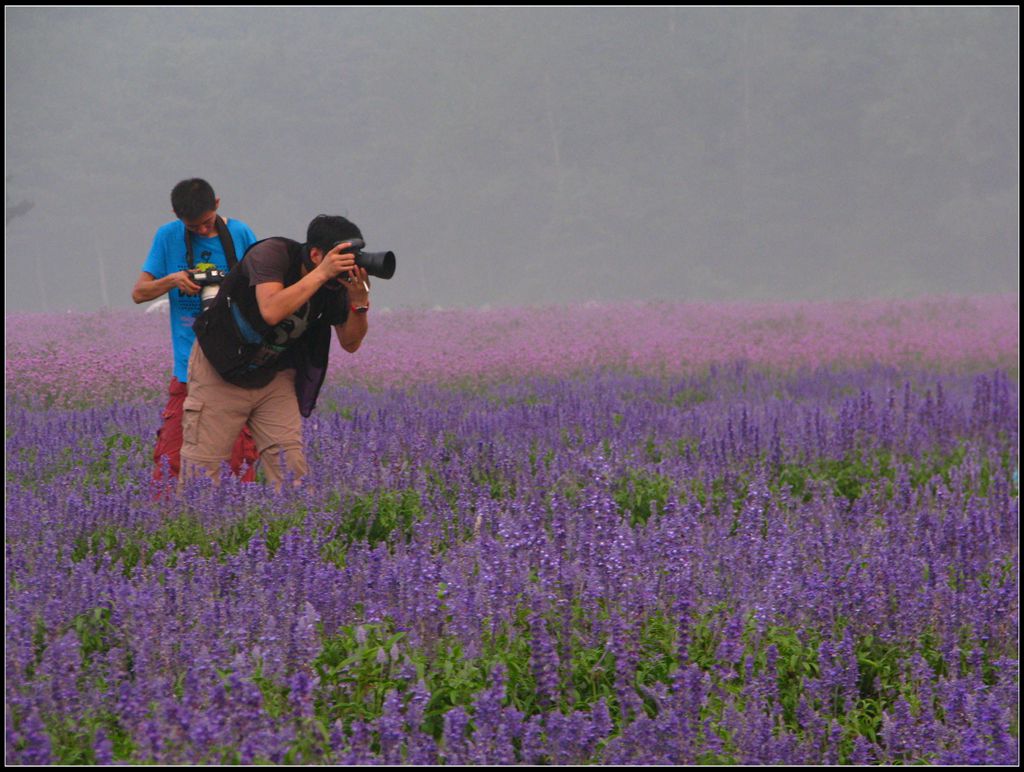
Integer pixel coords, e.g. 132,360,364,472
192,268,227,286
191,268,227,311
333,239,396,280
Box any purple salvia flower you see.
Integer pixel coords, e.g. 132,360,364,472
328,719,347,760
591,696,614,741
519,715,546,765
822,720,843,765
468,665,517,765
11,709,52,765
287,670,319,720
93,727,114,765
441,706,472,766
849,734,875,764
403,679,439,765
880,694,917,763
340,719,375,765
528,613,560,711
377,689,405,764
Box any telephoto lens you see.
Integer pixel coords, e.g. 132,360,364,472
357,249,396,280
333,239,397,280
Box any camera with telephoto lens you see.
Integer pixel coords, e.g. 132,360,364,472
191,266,227,311
332,239,396,280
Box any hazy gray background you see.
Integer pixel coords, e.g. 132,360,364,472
5,7,1019,313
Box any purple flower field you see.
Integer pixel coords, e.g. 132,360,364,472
5,295,1019,764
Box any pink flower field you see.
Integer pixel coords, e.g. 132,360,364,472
6,294,1017,409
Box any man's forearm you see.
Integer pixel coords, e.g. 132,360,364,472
132,275,179,304
336,312,368,353
257,272,329,326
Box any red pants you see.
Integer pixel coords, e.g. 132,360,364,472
153,378,258,482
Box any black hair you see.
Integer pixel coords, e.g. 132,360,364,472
306,214,362,252
170,179,217,220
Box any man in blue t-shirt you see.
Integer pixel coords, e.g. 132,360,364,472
132,178,260,483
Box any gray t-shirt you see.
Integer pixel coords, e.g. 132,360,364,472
237,238,348,371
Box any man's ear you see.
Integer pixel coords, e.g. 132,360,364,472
213,197,221,211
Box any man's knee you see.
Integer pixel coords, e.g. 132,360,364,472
259,443,308,485
178,454,221,488
259,442,306,467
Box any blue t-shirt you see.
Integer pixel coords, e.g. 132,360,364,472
142,218,258,382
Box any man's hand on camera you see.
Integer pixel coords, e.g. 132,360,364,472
344,268,370,304
317,243,370,300
317,242,359,283
173,270,202,295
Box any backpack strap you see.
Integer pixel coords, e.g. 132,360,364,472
185,216,238,270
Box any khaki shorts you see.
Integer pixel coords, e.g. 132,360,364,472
180,345,308,487
152,377,258,483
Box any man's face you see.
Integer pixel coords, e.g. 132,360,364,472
181,199,220,238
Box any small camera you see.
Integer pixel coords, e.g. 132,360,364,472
191,267,227,311
192,268,226,286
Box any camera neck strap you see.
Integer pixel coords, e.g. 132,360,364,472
184,216,238,270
